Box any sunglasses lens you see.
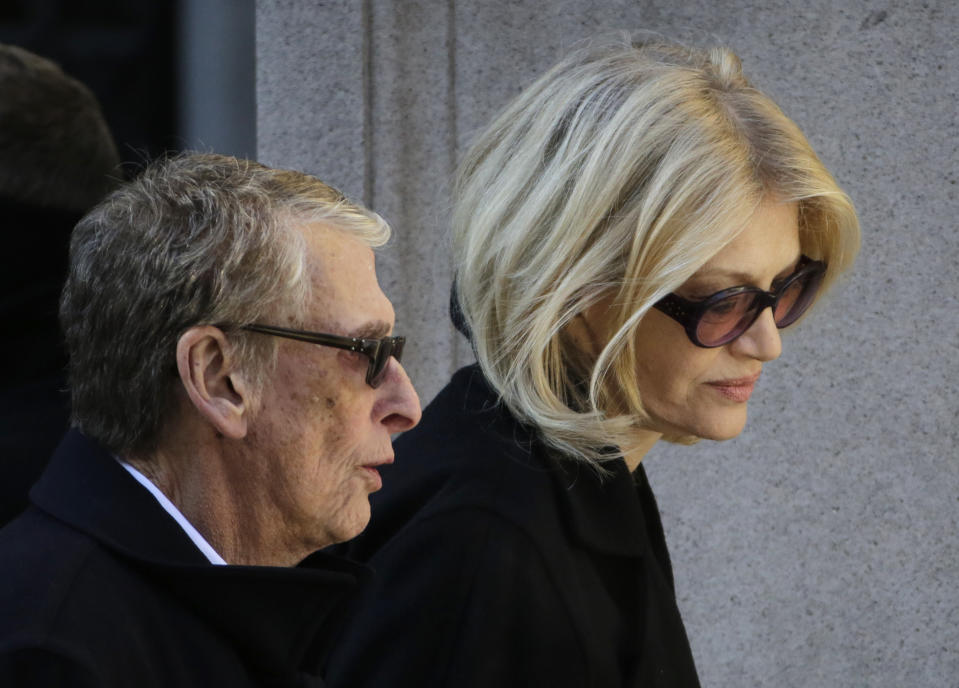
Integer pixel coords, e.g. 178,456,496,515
671,259,826,348
774,269,824,328
696,292,760,347
367,337,406,388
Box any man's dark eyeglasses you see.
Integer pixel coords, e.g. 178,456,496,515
241,323,405,388
653,256,827,348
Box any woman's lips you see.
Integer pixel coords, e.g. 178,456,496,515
707,374,760,403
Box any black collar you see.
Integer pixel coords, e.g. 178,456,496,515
30,430,369,677
547,453,648,558
456,366,649,559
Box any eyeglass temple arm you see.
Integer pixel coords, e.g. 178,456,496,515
241,324,369,354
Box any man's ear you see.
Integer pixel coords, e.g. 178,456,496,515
175,326,251,439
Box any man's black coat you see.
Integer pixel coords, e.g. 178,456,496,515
0,430,368,687
325,365,701,687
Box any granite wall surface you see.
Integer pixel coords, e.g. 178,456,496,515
257,2,958,685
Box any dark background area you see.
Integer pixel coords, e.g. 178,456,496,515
0,0,179,173
0,0,256,174
0,0,254,525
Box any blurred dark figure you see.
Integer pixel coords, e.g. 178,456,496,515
0,43,120,526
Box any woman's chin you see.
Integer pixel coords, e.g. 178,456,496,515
700,415,749,441
657,412,749,444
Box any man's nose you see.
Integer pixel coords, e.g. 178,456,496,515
375,358,422,432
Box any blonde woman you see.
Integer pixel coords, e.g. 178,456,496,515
327,40,859,687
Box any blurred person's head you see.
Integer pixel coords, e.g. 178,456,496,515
0,43,120,212
0,44,121,386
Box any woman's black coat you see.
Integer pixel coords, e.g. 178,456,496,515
326,365,701,687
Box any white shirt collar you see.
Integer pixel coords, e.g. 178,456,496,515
118,460,227,565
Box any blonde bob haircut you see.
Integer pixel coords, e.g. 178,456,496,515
452,39,860,466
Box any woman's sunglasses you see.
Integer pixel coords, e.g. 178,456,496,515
653,256,827,348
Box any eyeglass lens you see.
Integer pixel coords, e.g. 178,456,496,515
695,269,823,347
368,337,405,387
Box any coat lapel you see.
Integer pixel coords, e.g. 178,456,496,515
29,429,369,678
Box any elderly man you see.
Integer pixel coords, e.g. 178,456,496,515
0,153,421,686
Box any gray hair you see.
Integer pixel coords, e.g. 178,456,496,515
0,44,120,211
60,152,390,455
453,39,860,465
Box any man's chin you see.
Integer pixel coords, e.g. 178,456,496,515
334,503,373,545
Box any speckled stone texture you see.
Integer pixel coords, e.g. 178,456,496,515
257,2,958,685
